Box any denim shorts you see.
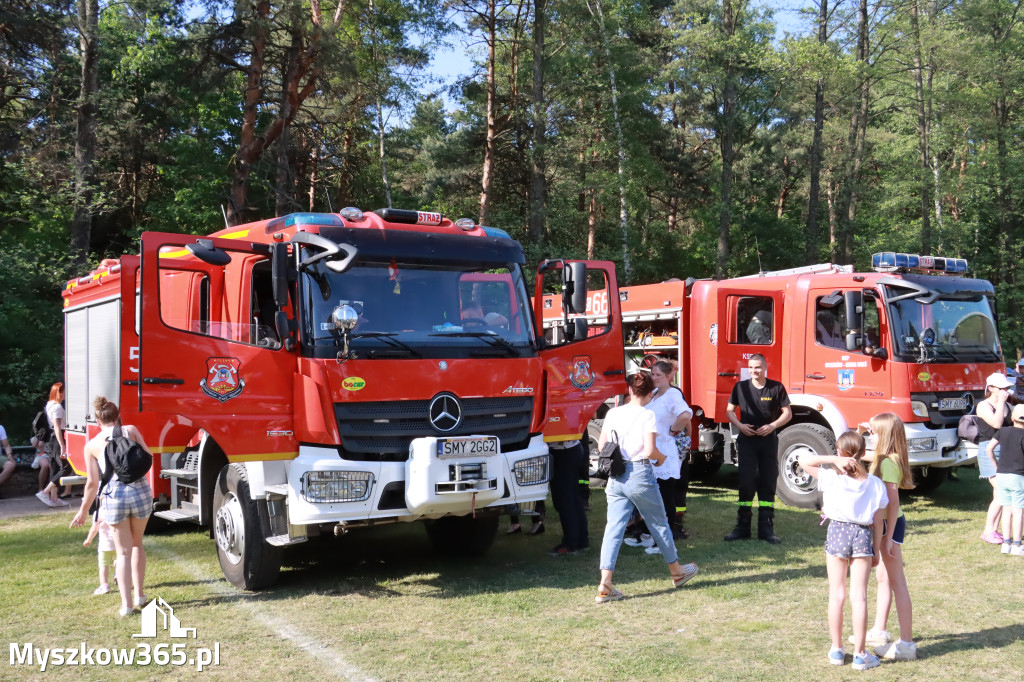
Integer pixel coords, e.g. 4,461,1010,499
882,514,906,545
978,440,999,479
825,520,874,559
100,479,154,525
994,473,1024,509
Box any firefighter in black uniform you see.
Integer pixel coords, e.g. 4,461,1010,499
723,353,792,543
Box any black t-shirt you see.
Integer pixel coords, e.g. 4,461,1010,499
729,378,791,429
994,426,1024,475
976,403,1011,442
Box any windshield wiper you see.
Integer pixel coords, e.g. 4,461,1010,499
350,331,421,357
429,330,521,356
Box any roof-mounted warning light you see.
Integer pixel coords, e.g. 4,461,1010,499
871,252,968,275
374,208,443,226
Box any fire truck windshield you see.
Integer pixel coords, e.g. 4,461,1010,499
885,290,1002,363
300,259,536,358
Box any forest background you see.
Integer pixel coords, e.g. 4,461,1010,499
2,0,1022,439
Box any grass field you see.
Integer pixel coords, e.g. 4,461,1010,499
2,467,1022,681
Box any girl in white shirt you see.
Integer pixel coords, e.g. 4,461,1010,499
799,431,888,670
595,372,698,603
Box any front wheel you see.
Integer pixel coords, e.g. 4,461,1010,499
212,463,282,590
775,424,834,509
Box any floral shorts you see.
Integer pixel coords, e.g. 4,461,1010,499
825,520,874,559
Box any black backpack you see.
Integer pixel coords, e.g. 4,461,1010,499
101,425,152,485
32,410,53,443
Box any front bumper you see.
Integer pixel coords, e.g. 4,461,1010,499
902,423,974,468
282,434,550,526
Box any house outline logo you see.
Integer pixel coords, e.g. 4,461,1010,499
132,597,197,639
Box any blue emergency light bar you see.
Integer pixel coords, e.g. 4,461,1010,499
871,252,968,275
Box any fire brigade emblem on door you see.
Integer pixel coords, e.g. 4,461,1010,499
569,355,595,390
200,357,246,403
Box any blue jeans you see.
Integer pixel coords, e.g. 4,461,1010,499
600,460,678,570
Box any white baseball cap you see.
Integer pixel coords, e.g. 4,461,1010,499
986,372,1014,389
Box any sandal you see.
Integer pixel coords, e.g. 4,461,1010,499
595,587,625,604
671,562,699,588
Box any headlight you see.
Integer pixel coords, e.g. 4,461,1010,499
907,437,937,453
301,471,374,503
513,455,550,486
910,401,929,418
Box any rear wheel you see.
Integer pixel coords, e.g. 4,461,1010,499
213,463,282,590
776,424,834,509
424,513,499,557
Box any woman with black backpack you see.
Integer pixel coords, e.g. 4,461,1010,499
70,397,154,617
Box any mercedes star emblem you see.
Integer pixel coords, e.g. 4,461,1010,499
962,392,975,414
429,393,461,433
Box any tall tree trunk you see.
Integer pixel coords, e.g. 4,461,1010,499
805,0,828,264
377,95,392,208
716,0,738,278
587,191,598,259
528,0,547,243
275,22,302,217
910,0,932,252
71,0,99,265
308,143,319,211
231,0,270,224
836,0,869,264
588,0,631,282
479,0,497,224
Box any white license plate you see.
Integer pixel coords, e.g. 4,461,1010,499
436,436,499,459
939,397,969,411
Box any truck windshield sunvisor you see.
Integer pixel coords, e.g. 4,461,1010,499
318,226,526,267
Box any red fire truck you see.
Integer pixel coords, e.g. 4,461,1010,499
62,208,623,589
544,255,1004,508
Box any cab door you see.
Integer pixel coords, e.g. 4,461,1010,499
535,261,625,441
138,231,298,461
715,289,785,417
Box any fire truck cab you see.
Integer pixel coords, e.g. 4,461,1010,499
547,254,1004,509
62,208,624,589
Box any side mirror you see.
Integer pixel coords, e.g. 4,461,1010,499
844,290,864,352
272,242,290,307
566,262,588,315
186,239,231,266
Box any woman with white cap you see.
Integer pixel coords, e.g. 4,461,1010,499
976,372,1015,544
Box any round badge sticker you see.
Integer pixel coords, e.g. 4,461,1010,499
917,371,931,382
342,377,366,391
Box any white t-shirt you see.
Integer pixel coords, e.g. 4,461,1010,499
819,467,889,526
600,402,657,461
45,400,65,429
0,424,8,442
648,387,693,480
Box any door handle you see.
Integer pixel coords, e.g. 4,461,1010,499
806,373,826,380
604,369,625,376
718,372,740,377
143,377,185,385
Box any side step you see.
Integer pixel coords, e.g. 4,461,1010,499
266,534,307,547
153,508,200,523
160,468,198,481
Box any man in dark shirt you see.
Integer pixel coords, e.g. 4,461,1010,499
724,354,792,543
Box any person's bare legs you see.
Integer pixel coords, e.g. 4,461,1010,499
0,460,15,488
848,557,872,653
111,520,135,611
984,478,1003,536
38,460,50,491
826,554,849,652
879,544,913,643
129,514,149,604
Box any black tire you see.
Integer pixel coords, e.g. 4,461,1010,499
424,513,499,557
910,465,946,494
212,463,282,590
776,424,834,509
587,418,605,485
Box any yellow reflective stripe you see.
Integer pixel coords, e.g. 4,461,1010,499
544,433,584,443
220,229,251,239
159,249,191,259
227,452,299,462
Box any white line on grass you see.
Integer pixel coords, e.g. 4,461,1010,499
151,545,376,682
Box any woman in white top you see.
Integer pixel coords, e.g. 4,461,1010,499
36,382,70,507
71,397,154,617
595,372,698,603
649,360,694,541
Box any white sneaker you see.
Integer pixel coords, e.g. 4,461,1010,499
645,544,664,555
94,584,110,596
1011,544,1024,557
52,497,70,507
851,629,890,647
624,533,654,548
36,491,57,508
875,639,917,661
1002,543,1012,554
